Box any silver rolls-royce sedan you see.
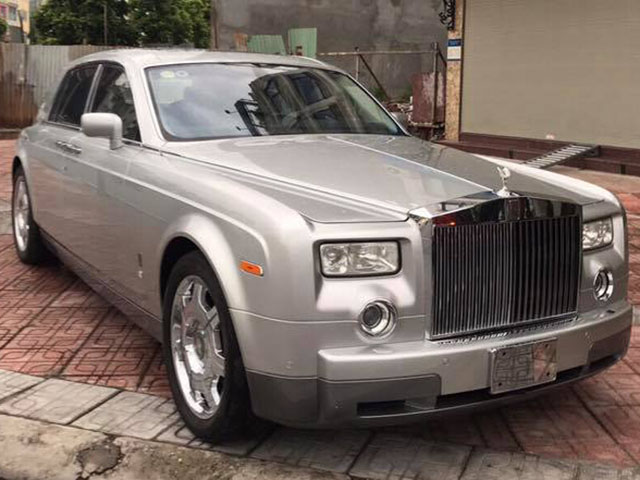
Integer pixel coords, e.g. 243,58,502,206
12,49,630,441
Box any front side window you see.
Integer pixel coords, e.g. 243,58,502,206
91,65,141,141
146,63,403,141
49,66,98,126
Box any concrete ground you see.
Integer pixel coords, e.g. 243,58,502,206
2,139,640,479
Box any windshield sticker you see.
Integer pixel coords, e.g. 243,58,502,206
160,70,176,79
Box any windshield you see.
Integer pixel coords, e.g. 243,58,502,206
146,63,403,141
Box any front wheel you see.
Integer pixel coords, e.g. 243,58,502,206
163,251,252,442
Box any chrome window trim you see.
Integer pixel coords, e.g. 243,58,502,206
141,62,408,143
47,62,102,127
87,61,142,143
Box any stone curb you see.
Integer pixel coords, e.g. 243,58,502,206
0,414,347,480
0,368,639,480
0,200,10,235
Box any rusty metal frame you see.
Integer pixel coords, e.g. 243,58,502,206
318,44,447,132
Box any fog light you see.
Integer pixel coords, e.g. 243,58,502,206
359,301,397,337
593,269,614,302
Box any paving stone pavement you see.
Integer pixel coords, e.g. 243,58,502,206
3,140,640,478
459,450,578,480
73,390,180,439
349,433,472,480
3,373,640,480
0,377,117,424
157,419,271,456
0,369,42,401
251,428,371,473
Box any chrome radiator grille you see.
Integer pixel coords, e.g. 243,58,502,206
431,215,581,339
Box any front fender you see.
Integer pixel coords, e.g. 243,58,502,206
154,212,266,316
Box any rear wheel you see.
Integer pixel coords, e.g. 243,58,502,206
163,251,252,442
12,167,46,264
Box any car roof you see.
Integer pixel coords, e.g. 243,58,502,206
68,48,336,71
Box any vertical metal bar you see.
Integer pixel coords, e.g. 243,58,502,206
552,217,561,316
563,217,571,313
483,224,491,327
536,220,544,318
437,228,445,336
540,219,548,318
507,222,515,324
447,228,454,336
549,218,558,316
471,225,479,332
564,217,571,312
570,216,580,311
502,223,509,325
461,226,468,334
455,226,462,334
354,47,360,81
432,41,439,128
488,224,496,327
557,217,564,313
514,222,522,322
529,221,536,320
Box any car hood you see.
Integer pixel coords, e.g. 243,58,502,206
163,134,608,223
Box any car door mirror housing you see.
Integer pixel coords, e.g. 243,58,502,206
81,113,123,150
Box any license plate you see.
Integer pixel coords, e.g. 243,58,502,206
489,339,557,394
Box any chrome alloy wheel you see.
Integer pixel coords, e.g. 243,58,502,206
13,178,30,252
171,276,225,419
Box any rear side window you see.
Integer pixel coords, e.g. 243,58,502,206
90,65,141,142
49,66,98,126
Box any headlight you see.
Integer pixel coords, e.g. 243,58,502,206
582,218,613,251
319,241,400,277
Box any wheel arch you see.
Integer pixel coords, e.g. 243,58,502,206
159,236,201,304
12,156,23,180
156,217,256,314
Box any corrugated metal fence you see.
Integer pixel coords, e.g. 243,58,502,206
0,44,119,128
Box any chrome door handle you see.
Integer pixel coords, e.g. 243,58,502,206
54,140,82,155
66,144,82,154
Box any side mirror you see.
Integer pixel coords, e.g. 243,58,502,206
81,113,123,150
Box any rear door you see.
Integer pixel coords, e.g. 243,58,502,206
27,65,98,242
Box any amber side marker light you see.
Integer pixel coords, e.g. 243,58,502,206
240,261,264,276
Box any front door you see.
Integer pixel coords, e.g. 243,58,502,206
66,63,146,303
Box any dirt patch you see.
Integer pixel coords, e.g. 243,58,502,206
76,439,123,479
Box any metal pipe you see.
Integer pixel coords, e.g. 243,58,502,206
357,53,390,100
319,49,439,57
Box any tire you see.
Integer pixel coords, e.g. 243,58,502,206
162,250,253,442
12,166,47,265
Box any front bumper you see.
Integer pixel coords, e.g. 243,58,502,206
246,303,632,427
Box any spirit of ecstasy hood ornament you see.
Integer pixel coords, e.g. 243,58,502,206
496,166,513,197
